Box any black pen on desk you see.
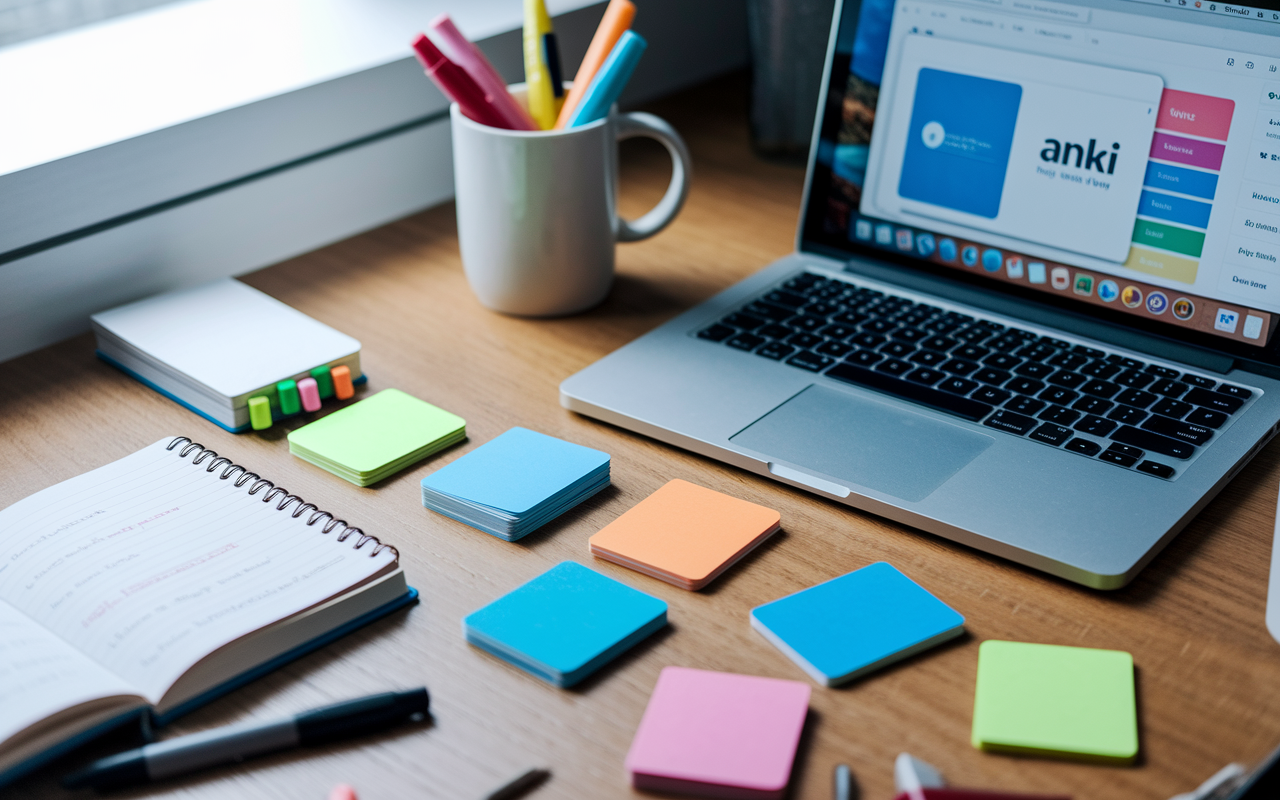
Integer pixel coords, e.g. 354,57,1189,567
63,688,430,792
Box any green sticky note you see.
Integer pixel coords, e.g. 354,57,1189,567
972,640,1138,764
247,396,273,430
277,379,301,415
311,365,335,400
287,388,466,486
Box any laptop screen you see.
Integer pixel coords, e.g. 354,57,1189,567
799,0,1280,363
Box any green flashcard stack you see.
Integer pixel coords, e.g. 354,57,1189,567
971,640,1138,764
287,388,466,486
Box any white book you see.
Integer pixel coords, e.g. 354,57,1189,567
0,437,413,787
91,280,362,431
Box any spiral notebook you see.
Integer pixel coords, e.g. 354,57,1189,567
91,279,363,432
0,437,415,787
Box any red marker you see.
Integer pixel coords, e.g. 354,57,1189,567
411,33,510,129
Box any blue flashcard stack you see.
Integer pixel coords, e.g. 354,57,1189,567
421,427,610,541
750,562,964,687
463,561,668,688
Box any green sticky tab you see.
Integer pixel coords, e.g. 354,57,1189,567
248,396,273,431
277,380,301,415
311,365,335,400
287,389,466,486
972,640,1138,763
1132,219,1204,258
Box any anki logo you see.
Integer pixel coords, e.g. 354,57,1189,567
1040,139,1121,174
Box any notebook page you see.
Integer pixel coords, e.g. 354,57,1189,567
0,438,396,702
0,598,139,746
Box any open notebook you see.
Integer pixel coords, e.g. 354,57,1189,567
0,437,414,786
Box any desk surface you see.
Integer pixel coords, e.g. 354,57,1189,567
9,75,1280,800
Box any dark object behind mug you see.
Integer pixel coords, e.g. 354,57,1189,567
746,0,839,162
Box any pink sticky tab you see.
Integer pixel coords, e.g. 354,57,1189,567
625,667,810,798
298,377,322,412
1156,89,1234,142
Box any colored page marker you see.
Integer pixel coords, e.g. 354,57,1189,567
331,365,355,400
555,0,635,128
247,396,272,430
567,31,646,128
277,379,301,415
298,377,322,412
311,365,335,400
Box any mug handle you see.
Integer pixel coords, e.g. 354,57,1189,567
614,112,693,243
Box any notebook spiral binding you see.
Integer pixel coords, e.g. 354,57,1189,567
166,436,397,559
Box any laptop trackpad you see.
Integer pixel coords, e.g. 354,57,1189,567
729,385,993,502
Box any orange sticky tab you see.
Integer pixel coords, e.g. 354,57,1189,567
331,364,355,400
589,479,781,590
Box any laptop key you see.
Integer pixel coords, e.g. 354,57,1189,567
698,324,736,342
1047,370,1087,389
920,335,958,352
1183,387,1244,414
1080,360,1122,379
816,340,854,358
1040,336,1071,349
1106,443,1144,458
1080,379,1120,398
1114,389,1157,408
1030,423,1073,446
1072,396,1113,415
787,332,824,349
744,301,795,322
1149,379,1189,398
850,332,886,349
983,353,1023,370
1141,415,1213,445
1039,405,1081,425
984,410,1038,435
1182,374,1216,388
1107,405,1147,425
1072,345,1106,359
1217,384,1253,400
972,386,1012,405
824,363,995,421
941,358,980,376
973,368,1012,386
876,358,913,377
1014,361,1055,379
1005,377,1046,395
727,333,765,351
1047,353,1089,370
1150,398,1192,419
805,301,842,316
1184,407,1228,429
787,351,835,372
846,349,884,367
1145,365,1181,379
831,312,869,327
1006,395,1047,415
1105,355,1144,369
723,313,765,331
891,328,929,343
764,289,808,308
862,319,896,334
1065,438,1102,456
910,350,948,367
1112,426,1196,459
1074,415,1117,437
881,341,915,358
1136,461,1176,479
1015,343,1056,361
818,324,859,339
939,377,980,395
953,344,990,360
1115,370,1156,388
1099,449,1139,467
1040,386,1079,405
906,368,946,386
755,341,795,360
791,315,828,332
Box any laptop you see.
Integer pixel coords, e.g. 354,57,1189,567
562,0,1280,588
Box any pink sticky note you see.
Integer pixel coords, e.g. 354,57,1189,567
298,377,322,412
625,666,811,799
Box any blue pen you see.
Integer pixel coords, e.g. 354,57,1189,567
566,30,647,127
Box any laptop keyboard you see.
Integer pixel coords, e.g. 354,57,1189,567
695,271,1260,481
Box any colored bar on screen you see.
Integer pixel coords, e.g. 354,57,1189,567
1138,190,1212,229
1131,219,1206,258
1155,88,1235,141
1149,132,1225,171
1144,161,1218,200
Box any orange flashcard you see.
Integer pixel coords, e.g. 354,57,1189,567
589,479,781,590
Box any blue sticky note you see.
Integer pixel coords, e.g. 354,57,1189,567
422,428,609,515
898,68,1022,219
463,561,668,688
750,562,964,687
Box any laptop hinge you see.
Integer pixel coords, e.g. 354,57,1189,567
839,257,1236,375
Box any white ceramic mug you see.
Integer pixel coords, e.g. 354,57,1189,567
451,86,692,316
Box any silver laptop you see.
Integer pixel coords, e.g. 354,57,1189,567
562,0,1280,588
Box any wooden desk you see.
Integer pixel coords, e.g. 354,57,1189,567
9,74,1280,800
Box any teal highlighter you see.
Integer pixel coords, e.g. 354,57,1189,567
566,30,647,127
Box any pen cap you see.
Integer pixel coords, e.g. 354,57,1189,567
296,688,430,746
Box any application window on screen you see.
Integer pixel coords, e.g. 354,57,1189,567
852,0,1280,344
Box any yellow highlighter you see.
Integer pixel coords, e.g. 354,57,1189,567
523,0,563,129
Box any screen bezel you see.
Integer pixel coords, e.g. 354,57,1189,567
795,0,1280,371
